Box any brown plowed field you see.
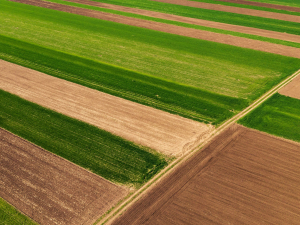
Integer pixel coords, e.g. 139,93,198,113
111,124,300,225
8,0,300,58
0,60,211,156
279,74,300,99
63,0,300,44
214,0,300,12
0,128,128,225
152,0,300,23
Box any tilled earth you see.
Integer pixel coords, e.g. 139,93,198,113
0,128,128,225
112,124,300,224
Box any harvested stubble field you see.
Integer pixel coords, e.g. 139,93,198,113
0,60,211,156
279,74,300,99
239,93,300,144
112,124,300,224
2,1,300,124
0,128,128,225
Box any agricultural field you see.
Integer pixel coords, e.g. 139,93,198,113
1,0,300,224
112,124,300,224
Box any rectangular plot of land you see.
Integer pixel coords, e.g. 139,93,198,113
0,128,128,225
279,74,300,99
113,124,300,224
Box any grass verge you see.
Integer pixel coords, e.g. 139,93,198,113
238,93,300,143
0,198,37,225
0,89,168,186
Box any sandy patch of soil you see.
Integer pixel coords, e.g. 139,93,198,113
9,0,300,59
62,0,300,44
214,0,300,13
0,128,128,225
279,74,300,99
112,124,300,224
0,60,212,156
152,0,300,23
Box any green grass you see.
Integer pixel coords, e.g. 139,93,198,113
87,0,300,35
190,0,300,16
42,0,300,49
0,89,168,186
0,198,37,225
239,93,300,143
246,0,300,8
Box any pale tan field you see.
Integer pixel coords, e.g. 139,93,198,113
279,75,300,99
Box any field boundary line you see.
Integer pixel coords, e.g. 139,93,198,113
99,67,300,225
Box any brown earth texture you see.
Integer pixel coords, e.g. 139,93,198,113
0,128,128,225
279,74,300,99
10,0,300,59
111,124,300,225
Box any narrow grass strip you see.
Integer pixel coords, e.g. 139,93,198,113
0,89,168,186
190,0,300,16
0,198,37,225
238,93,300,143
43,0,300,49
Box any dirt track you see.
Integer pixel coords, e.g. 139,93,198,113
279,74,300,99
9,0,300,58
62,0,300,44
0,60,211,156
152,0,300,23
112,124,300,224
214,0,300,13
0,128,128,225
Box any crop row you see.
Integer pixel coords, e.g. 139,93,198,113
239,93,300,143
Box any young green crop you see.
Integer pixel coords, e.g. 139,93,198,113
0,90,167,186
0,198,37,225
239,93,300,143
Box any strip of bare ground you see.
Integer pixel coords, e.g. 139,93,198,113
0,128,128,225
8,0,300,58
151,0,300,23
0,60,211,156
279,74,300,99
62,0,300,44
111,124,300,224
213,0,300,13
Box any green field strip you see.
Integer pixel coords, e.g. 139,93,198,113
239,93,300,143
0,89,168,186
40,0,300,49
246,0,300,8
84,0,300,35
190,0,300,16
0,198,37,225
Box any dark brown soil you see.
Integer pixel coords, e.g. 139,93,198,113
63,0,300,44
9,0,300,59
152,0,300,23
0,128,128,225
214,0,300,13
112,124,300,224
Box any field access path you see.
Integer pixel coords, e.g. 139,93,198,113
10,0,300,59
0,128,128,225
152,0,300,23
111,124,300,224
0,60,211,156
213,0,300,13
61,0,300,44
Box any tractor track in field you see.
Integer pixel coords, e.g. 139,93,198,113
99,68,300,224
8,0,300,59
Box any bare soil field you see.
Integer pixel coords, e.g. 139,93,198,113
8,0,300,58
214,0,300,12
111,124,300,225
152,0,300,23
0,128,128,225
62,0,300,44
0,60,211,156
279,74,300,99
